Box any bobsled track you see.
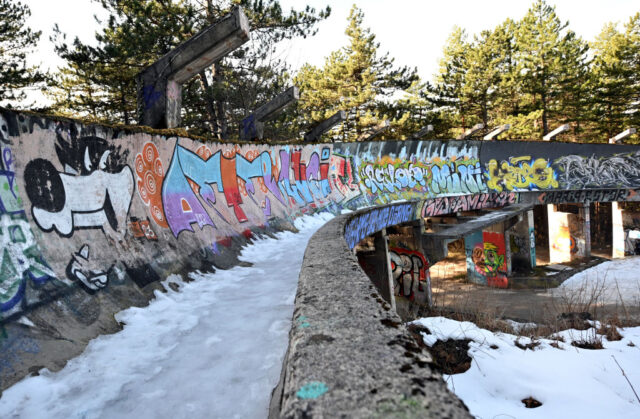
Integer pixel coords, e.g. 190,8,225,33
2,108,640,417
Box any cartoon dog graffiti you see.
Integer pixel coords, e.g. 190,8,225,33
24,134,133,291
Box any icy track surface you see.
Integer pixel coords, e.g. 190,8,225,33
0,212,335,419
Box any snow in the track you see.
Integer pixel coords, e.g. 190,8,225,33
552,256,640,305
0,212,334,419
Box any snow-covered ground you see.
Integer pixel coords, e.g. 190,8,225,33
414,316,640,419
0,212,334,419
552,256,640,305
415,257,640,419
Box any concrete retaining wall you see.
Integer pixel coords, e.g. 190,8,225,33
3,108,640,397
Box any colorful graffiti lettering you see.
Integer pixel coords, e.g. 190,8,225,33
161,145,333,237
389,247,431,303
465,231,508,288
135,142,169,228
344,203,415,249
485,156,558,192
421,192,517,217
0,143,54,314
359,155,487,199
330,154,359,203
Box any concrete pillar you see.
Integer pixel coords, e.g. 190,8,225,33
527,210,536,268
372,228,396,311
612,202,625,258
412,219,432,307
581,203,591,258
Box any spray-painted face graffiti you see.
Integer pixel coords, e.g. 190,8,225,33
485,156,558,192
23,134,133,291
466,231,508,288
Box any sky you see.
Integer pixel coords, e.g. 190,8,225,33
21,0,640,90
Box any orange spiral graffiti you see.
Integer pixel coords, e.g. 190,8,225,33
135,143,168,228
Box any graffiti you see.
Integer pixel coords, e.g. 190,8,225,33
129,220,158,241
529,227,536,267
537,189,635,204
359,156,486,198
485,156,558,192
330,154,359,202
0,143,55,315
344,203,415,249
66,244,110,291
389,248,430,302
556,152,640,189
551,226,580,255
24,134,134,241
421,192,517,217
509,234,529,258
161,145,332,237
135,142,168,228
465,231,508,288
0,215,55,312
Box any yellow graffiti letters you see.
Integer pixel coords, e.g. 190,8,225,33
486,156,558,192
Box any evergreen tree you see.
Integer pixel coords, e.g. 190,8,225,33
294,5,416,142
0,0,44,105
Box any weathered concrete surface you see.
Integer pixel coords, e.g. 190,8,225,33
271,211,471,418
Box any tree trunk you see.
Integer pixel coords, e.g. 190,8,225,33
212,61,228,139
199,70,218,136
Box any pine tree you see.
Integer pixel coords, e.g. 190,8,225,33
0,0,44,105
515,0,588,138
294,5,416,142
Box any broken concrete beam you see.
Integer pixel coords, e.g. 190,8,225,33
137,7,250,128
409,125,434,140
609,127,636,144
483,124,510,141
240,87,300,140
357,120,390,142
543,124,570,141
303,110,346,142
457,123,484,140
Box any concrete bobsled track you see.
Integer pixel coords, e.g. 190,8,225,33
3,108,640,415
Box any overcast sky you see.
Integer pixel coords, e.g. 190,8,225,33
23,0,640,83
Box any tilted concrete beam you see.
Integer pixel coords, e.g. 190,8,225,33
456,123,484,140
356,120,390,142
303,110,346,142
543,124,570,141
609,128,637,144
136,7,250,129
483,124,511,141
409,124,434,140
240,86,299,140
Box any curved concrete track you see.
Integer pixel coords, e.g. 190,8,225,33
2,108,640,415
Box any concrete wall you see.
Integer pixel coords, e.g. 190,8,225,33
3,108,640,395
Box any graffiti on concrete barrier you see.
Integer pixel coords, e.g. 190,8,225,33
420,192,517,217
161,144,333,237
485,156,558,192
359,155,487,200
129,220,158,241
0,143,55,315
465,231,508,288
536,189,636,204
24,133,134,241
66,244,110,291
389,247,430,303
555,152,640,189
330,153,359,203
344,203,415,249
135,142,168,228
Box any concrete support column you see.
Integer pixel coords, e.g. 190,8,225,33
527,210,536,268
612,202,625,259
581,203,591,258
372,228,396,311
412,219,432,307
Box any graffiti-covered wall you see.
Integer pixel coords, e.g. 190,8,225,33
4,108,640,390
